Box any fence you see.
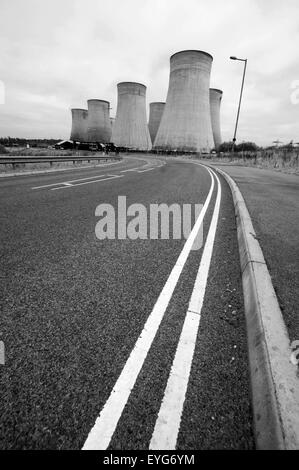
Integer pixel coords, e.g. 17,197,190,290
0,155,122,170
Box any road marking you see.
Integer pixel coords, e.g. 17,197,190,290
121,163,154,173
121,167,145,173
121,162,164,174
51,175,123,190
67,174,118,184
32,182,74,190
32,162,164,190
149,168,221,450
137,168,155,173
32,173,116,190
82,166,215,450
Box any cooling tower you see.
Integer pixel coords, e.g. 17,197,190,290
154,50,214,153
87,99,112,143
110,117,115,130
70,108,88,142
148,102,165,144
210,88,223,150
111,82,152,150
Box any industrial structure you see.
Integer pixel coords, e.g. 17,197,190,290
209,88,223,150
111,82,152,150
154,50,214,153
110,117,115,131
70,108,88,142
148,102,165,144
87,99,112,143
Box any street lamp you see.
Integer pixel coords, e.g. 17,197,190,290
230,56,247,152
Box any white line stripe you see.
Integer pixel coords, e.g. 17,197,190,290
32,182,71,189
137,168,155,173
50,175,123,190
120,167,144,173
32,173,115,190
121,164,162,174
66,174,118,184
149,169,222,450
121,163,153,173
82,166,215,450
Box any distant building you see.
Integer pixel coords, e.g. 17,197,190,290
55,140,74,150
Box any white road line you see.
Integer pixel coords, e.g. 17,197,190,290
120,167,144,173
66,174,118,184
149,168,222,450
32,173,115,190
122,164,163,174
32,182,72,190
82,166,215,450
51,175,123,191
137,168,155,173
121,164,153,173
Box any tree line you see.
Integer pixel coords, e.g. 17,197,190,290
0,137,61,147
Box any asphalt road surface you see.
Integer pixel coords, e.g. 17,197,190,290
0,155,254,449
211,164,299,343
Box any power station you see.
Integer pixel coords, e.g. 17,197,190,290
111,82,152,150
70,108,88,142
210,88,223,150
87,99,112,143
148,102,165,144
69,51,223,152
154,50,214,153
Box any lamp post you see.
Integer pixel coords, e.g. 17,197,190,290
230,56,247,152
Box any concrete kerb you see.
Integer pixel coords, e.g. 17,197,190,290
215,166,299,449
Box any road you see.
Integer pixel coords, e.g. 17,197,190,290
0,155,254,449
209,164,299,343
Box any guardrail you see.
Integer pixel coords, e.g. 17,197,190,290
0,155,122,168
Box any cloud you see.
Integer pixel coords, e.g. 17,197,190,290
0,0,298,144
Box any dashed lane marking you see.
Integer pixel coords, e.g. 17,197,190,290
50,174,123,190
137,168,155,173
32,163,164,190
120,167,145,173
32,173,114,190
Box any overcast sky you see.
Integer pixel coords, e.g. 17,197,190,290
0,0,298,145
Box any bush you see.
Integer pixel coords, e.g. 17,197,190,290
236,141,259,152
218,141,259,152
0,144,8,154
218,141,234,152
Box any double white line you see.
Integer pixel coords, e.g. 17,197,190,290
83,164,221,450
